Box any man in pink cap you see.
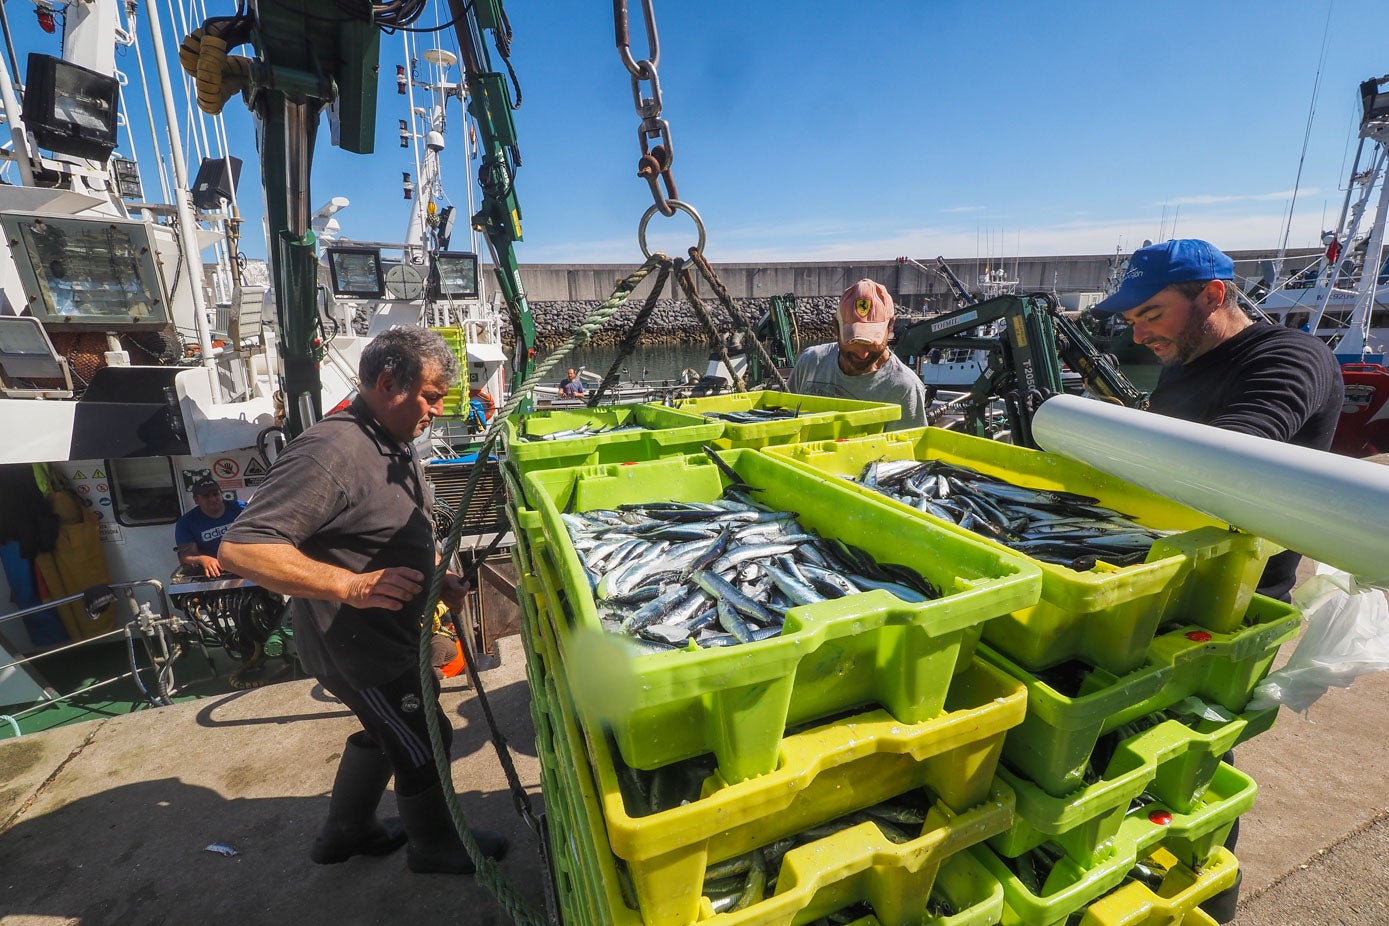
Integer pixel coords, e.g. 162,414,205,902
786,279,928,430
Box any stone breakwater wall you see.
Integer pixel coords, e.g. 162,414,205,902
518,296,840,350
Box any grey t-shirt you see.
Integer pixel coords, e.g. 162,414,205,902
786,342,929,431
224,398,436,690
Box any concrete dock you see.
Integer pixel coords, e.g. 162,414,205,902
2,609,1387,925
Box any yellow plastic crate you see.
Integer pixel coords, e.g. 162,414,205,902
674,390,902,448
428,326,469,416
975,763,1254,926
582,658,1025,926
534,604,1015,926
1077,846,1237,926
990,706,1272,866
768,428,1276,676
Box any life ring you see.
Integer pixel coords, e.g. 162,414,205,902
468,388,496,422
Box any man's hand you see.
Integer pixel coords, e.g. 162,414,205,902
195,555,222,577
442,571,472,612
342,566,424,610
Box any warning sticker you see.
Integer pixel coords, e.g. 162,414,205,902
98,522,125,544
73,471,87,480
92,468,105,478
244,458,268,477
213,458,240,479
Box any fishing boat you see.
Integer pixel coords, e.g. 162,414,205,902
0,3,528,728
1257,74,1389,364
0,2,372,729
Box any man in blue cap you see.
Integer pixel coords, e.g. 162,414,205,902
1094,239,1342,922
1092,238,1342,602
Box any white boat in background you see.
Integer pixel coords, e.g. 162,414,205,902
1258,74,1389,364
314,44,511,452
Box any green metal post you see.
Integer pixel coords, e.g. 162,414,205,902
257,89,326,436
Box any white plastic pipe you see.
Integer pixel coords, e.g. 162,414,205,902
1031,394,1389,586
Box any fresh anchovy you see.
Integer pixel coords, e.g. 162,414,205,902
851,458,1173,570
521,421,647,442
560,491,941,653
701,405,801,424
680,790,935,911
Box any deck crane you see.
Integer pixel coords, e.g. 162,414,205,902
893,287,1149,447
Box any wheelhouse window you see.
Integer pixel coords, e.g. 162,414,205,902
108,457,180,526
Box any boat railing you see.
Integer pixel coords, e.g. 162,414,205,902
0,579,203,739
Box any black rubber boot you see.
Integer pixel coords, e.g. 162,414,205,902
1200,868,1242,924
397,782,508,874
310,733,407,864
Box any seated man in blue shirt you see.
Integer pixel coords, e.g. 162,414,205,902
557,368,586,398
174,478,246,577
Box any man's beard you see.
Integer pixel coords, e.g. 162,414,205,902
1146,314,1215,367
839,345,887,375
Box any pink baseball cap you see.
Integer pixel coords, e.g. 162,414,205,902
838,279,894,344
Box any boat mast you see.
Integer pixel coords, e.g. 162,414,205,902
0,52,34,186
143,0,219,387
1336,77,1389,361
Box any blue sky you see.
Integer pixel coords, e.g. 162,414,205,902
9,0,1389,265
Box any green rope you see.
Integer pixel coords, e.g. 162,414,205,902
412,254,668,926
588,258,674,407
686,248,790,391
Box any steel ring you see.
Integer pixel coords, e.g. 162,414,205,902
638,199,707,260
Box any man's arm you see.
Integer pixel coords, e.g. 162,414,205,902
219,539,425,611
176,542,223,577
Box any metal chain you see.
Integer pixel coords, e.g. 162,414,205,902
614,0,682,217
686,247,791,391
675,261,747,393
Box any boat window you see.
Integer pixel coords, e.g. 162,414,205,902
107,457,180,526
1286,312,1309,331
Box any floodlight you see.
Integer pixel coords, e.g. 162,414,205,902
325,247,385,298
22,53,119,161
431,251,479,299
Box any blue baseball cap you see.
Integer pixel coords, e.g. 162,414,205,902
1092,239,1235,315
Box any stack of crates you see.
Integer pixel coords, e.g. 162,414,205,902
429,326,470,417
509,436,1047,925
768,427,1302,925
672,390,903,449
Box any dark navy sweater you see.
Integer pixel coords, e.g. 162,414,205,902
1149,322,1343,600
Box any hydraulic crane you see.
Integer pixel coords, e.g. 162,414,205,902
894,291,1148,448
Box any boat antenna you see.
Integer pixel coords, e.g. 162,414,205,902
1277,1,1335,267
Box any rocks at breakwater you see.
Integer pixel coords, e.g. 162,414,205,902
518,297,839,350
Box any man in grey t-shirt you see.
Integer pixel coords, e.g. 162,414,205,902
787,278,929,430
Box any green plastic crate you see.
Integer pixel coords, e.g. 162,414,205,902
983,595,1300,798
1077,846,1237,926
767,428,1276,676
673,390,902,448
539,619,1011,926
583,657,1024,926
975,762,1253,926
990,705,1274,865
523,449,1042,782
504,402,723,501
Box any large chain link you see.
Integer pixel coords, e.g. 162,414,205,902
614,0,682,218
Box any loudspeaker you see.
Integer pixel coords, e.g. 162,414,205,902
191,156,243,210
